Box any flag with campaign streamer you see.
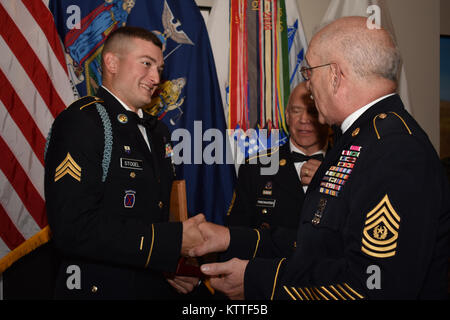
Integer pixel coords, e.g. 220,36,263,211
321,0,412,114
0,0,75,275
50,0,236,225
207,0,308,161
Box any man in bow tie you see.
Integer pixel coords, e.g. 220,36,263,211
225,82,329,233
44,26,205,299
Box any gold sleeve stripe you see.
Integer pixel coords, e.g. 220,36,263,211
303,287,315,300
270,258,286,300
290,287,304,300
329,284,346,300
320,286,338,300
336,283,355,300
139,236,144,251
343,283,364,299
309,287,321,300
297,287,310,300
252,229,261,258
313,287,329,300
226,191,236,216
144,224,155,268
283,286,296,300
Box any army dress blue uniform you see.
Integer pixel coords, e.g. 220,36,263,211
44,87,181,299
224,143,321,259
227,94,450,299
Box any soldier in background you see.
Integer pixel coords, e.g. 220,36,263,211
226,82,329,232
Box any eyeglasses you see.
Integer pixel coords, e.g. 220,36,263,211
300,60,333,81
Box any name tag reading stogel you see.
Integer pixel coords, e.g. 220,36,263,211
120,158,144,170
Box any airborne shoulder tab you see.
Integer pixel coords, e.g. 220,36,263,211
372,112,412,140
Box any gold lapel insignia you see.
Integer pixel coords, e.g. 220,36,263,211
352,128,360,137
279,159,286,166
361,194,400,258
117,114,128,124
54,152,81,182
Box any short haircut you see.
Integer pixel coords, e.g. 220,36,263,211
101,26,162,67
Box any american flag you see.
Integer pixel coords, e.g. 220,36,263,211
0,0,74,275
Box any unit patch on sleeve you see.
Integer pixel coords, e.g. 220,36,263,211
361,194,400,258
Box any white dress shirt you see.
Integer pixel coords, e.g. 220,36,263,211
340,93,396,134
290,140,326,193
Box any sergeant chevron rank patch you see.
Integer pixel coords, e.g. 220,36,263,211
54,152,81,182
361,194,400,258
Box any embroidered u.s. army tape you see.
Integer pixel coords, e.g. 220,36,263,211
54,153,81,182
361,194,400,258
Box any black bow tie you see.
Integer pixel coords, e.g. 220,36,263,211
127,111,157,130
291,152,324,163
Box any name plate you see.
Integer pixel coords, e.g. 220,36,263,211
120,158,144,170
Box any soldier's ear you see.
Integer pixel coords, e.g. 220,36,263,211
103,52,120,74
329,63,341,95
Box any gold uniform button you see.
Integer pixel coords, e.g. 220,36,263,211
130,172,136,178
262,208,268,214
91,285,98,293
158,201,164,209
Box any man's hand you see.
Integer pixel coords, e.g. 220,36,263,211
181,214,206,257
300,159,322,186
189,222,230,257
200,258,248,300
166,275,200,294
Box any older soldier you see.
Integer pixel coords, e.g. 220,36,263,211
193,17,450,300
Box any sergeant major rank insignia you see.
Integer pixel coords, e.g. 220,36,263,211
361,194,400,258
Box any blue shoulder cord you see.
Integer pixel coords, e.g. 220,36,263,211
44,102,113,182
95,103,113,182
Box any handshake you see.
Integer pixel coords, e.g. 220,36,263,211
175,214,248,299
181,213,229,257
